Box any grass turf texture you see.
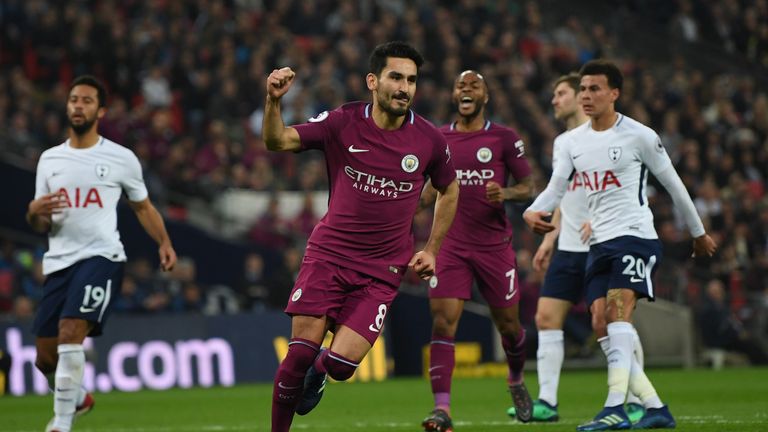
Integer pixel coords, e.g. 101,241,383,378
4,368,767,431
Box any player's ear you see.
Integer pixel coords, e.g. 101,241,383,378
97,106,107,120
610,88,620,103
366,73,378,91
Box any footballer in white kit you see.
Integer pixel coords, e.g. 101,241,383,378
28,76,176,432
525,60,715,431
532,109,705,302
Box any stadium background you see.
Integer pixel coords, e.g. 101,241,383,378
0,0,767,403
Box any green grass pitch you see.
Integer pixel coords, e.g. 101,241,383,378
5,368,768,431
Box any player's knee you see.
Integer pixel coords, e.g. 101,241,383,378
432,315,458,336
57,320,88,345
322,351,358,381
592,314,607,337
535,310,558,330
497,318,522,340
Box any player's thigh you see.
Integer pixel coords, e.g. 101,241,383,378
33,268,72,338
285,257,346,321
429,248,474,301
61,256,124,337
535,297,573,330
328,325,374,363
540,251,588,304
335,275,398,349
472,246,520,308
290,314,329,345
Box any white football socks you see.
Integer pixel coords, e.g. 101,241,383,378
626,327,644,406
629,353,663,409
536,329,564,406
52,344,85,432
604,322,634,407
47,373,86,406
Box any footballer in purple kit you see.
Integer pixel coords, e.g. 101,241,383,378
420,70,535,432
262,41,459,432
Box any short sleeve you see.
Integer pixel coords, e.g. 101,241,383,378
122,151,149,202
639,133,672,175
503,131,532,180
34,157,50,199
427,135,456,189
293,108,344,151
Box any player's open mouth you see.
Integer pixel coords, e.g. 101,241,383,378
460,97,473,109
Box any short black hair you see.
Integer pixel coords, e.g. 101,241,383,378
368,41,424,77
554,72,581,93
69,75,107,107
579,60,623,91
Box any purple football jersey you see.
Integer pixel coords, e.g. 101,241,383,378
439,120,531,250
294,102,455,286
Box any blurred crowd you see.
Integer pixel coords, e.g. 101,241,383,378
1,0,767,362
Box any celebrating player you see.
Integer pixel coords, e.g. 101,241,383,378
420,70,534,431
263,41,459,432
524,60,716,430
28,75,177,432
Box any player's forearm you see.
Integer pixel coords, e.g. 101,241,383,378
134,202,173,248
526,175,568,213
423,180,459,256
654,166,706,238
504,177,534,202
542,207,562,243
262,97,289,151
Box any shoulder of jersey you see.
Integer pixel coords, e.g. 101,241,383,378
40,142,68,159
408,111,444,140
557,123,588,148
101,138,139,158
615,114,657,140
339,101,367,114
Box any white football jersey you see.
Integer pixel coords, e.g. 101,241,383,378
34,137,148,275
553,114,672,244
552,130,590,252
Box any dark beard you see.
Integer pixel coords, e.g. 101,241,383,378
378,94,410,117
69,117,96,135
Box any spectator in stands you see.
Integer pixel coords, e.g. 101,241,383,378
235,252,270,311
697,278,768,365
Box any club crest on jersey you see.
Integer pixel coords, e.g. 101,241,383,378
429,275,438,289
608,147,622,163
401,154,419,173
95,164,110,179
477,147,492,163
308,111,329,123
291,288,302,302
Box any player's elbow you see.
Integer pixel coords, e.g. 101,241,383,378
263,136,284,151
520,178,535,199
